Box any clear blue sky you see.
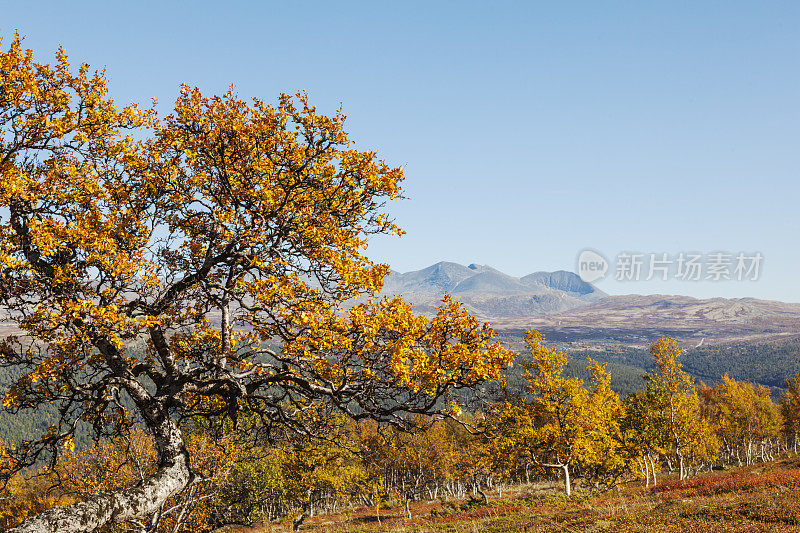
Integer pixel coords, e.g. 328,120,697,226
3,1,799,300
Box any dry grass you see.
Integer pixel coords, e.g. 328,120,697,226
223,460,800,532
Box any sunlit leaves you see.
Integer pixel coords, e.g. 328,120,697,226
488,331,632,493
645,338,719,478
0,36,515,509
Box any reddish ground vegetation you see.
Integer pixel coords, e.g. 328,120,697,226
245,460,800,532
651,464,800,497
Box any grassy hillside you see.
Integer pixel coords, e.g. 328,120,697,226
240,459,800,532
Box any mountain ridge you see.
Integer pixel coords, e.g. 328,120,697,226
380,261,606,318
380,262,800,343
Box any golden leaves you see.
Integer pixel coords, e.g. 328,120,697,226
489,330,631,488
1,37,512,437
275,293,513,397
650,336,693,394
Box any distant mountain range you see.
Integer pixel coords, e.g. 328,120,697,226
381,262,800,343
380,261,605,318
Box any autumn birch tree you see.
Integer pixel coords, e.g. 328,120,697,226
621,389,668,487
703,375,779,466
646,338,718,479
489,331,630,495
0,36,514,533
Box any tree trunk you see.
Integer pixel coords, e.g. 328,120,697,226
647,454,657,487
10,416,189,533
562,465,571,496
638,457,650,488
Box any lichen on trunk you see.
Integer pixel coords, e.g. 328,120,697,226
9,420,189,533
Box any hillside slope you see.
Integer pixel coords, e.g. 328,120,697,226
494,294,800,343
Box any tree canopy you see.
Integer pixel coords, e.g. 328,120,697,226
486,331,631,496
0,35,514,532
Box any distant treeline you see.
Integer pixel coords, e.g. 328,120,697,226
526,337,800,399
